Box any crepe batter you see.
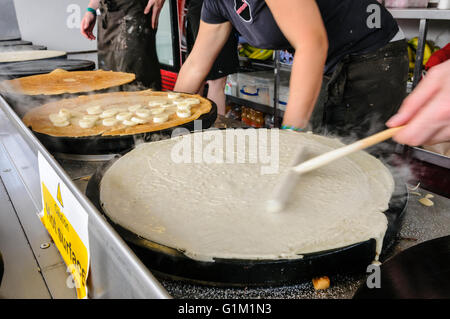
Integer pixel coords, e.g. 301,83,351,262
100,130,394,261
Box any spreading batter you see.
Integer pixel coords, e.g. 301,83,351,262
100,130,394,261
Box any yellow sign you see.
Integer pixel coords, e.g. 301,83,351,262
41,183,89,299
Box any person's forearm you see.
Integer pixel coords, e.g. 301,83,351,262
87,0,100,10
282,43,327,129
174,57,210,94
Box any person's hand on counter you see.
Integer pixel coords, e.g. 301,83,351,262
80,0,100,40
387,59,450,146
144,0,166,30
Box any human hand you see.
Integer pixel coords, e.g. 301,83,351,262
386,60,450,146
80,12,97,40
144,0,166,30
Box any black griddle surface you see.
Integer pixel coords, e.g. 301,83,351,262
0,58,94,78
0,45,47,52
354,235,450,298
0,40,32,47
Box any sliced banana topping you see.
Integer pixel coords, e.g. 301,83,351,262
49,113,68,124
78,119,96,129
128,104,142,112
131,117,148,124
153,113,169,123
100,109,119,118
167,92,181,99
58,109,72,118
150,107,165,115
123,119,138,126
184,98,200,105
176,102,192,111
83,114,99,121
176,109,191,118
116,112,133,121
53,121,70,127
172,98,186,105
148,100,168,107
102,118,118,127
87,105,103,115
135,109,152,118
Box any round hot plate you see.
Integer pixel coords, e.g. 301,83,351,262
85,144,408,287
32,101,218,155
353,235,450,298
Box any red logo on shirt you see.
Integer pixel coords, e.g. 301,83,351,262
235,0,252,22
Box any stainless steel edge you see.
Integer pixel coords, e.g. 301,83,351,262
0,95,170,299
389,9,450,20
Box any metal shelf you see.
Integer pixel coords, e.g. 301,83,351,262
226,94,285,118
388,8,450,20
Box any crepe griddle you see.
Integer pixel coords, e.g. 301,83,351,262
0,45,47,53
0,58,94,79
0,40,32,47
31,101,218,155
85,149,408,287
353,235,450,298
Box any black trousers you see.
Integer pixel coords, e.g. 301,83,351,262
310,40,409,140
97,0,161,90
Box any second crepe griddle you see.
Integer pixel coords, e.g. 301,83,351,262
85,148,408,287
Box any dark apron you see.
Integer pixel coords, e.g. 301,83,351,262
310,40,409,140
97,0,161,90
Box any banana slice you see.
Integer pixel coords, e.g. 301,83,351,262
150,107,165,115
100,109,119,118
87,105,103,115
49,113,68,124
135,109,152,118
153,113,169,123
148,100,168,107
185,98,200,105
172,98,186,105
167,92,181,99
83,114,99,121
58,109,72,118
176,102,192,111
53,121,70,127
131,117,148,124
128,104,142,112
123,119,138,126
79,119,96,129
102,118,118,127
116,112,133,121
176,109,191,118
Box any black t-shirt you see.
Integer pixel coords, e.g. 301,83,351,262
201,0,399,73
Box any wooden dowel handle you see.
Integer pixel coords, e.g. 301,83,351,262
292,126,404,174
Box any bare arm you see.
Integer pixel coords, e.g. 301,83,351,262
174,21,232,94
80,0,100,40
386,59,450,146
144,0,166,30
265,0,328,129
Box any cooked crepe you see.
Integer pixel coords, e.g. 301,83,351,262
22,90,212,137
0,50,66,63
0,69,135,95
100,130,394,261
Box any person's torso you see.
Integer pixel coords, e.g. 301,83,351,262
202,0,399,72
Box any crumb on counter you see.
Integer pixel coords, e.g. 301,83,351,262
312,276,330,290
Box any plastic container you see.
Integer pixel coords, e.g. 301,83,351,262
225,73,238,97
237,71,273,105
384,0,429,8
